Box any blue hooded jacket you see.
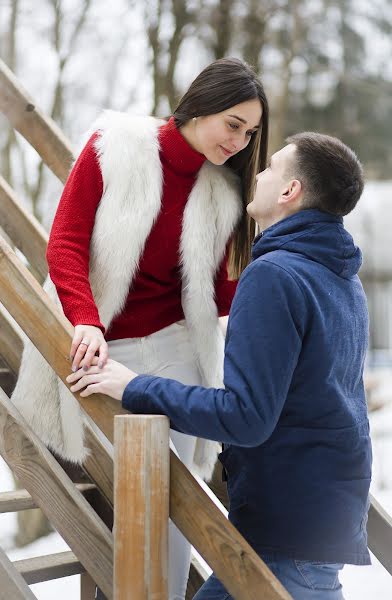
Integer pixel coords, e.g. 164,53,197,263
122,208,372,565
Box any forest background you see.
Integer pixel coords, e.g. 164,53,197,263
1,0,392,229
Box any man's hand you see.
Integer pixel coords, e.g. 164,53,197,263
66,356,138,401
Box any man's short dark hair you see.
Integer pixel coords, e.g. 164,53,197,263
285,132,364,216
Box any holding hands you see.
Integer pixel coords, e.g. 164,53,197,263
66,356,138,401
70,324,108,372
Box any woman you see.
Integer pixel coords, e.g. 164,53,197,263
12,57,269,600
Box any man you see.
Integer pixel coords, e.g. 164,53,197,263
67,132,372,599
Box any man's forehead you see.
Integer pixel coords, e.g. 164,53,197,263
272,143,296,165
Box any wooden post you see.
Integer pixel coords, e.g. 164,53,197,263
114,415,169,600
80,572,97,600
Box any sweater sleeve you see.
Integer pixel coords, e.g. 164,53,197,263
46,132,105,333
214,245,238,316
122,259,307,447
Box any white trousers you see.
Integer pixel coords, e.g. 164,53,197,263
108,320,202,600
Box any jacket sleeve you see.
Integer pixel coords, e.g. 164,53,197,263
46,132,106,333
214,245,238,316
122,259,307,447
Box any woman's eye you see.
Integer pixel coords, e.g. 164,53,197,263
246,130,255,137
228,122,239,130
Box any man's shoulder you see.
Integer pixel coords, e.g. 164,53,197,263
238,252,307,304
243,250,303,282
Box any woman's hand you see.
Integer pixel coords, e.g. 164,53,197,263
70,325,108,372
66,356,138,401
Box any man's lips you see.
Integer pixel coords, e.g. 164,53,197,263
220,145,235,157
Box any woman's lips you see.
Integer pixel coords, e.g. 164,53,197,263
220,145,234,157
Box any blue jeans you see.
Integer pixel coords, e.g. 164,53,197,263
193,553,345,600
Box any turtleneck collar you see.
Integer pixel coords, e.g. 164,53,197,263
158,116,206,176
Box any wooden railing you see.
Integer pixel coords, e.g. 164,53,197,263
0,56,391,597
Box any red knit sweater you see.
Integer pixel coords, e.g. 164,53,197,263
46,117,238,341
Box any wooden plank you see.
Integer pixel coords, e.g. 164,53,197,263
0,232,292,599
0,387,113,599
0,483,96,513
14,551,84,584
0,58,73,183
114,415,169,599
368,493,392,575
0,304,24,375
81,572,97,600
0,545,37,600
83,426,114,507
0,175,48,283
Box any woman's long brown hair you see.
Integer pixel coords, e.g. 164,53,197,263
173,57,269,278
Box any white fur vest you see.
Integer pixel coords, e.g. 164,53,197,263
11,111,242,481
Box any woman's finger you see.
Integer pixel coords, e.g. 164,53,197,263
70,332,84,362
98,342,109,369
71,343,91,372
80,342,101,371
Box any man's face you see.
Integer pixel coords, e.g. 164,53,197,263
247,143,298,230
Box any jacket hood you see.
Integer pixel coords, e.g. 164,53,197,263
252,209,362,279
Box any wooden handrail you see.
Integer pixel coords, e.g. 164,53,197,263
0,231,291,599
0,305,23,375
0,59,73,183
0,175,48,283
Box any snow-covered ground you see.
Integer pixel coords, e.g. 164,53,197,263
1,398,392,599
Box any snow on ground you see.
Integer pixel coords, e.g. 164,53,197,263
1,396,392,600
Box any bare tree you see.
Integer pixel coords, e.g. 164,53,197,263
146,0,195,114
28,0,92,221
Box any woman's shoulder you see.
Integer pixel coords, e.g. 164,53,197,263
92,111,164,138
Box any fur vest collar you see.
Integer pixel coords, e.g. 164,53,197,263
11,112,242,481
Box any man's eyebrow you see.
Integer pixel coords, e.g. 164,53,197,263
227,114,259,129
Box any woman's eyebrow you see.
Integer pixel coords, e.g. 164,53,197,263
227,114,259,129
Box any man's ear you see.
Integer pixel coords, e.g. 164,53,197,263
278,179,302,206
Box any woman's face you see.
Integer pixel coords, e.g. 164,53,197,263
192,98,262,165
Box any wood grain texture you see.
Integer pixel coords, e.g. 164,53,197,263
114,415,169,599
0,58,73,183
0,483,95,513
14,551,83,584
0,175,48,283
0,545,37,599
0,304,24,375
0,387,113,599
